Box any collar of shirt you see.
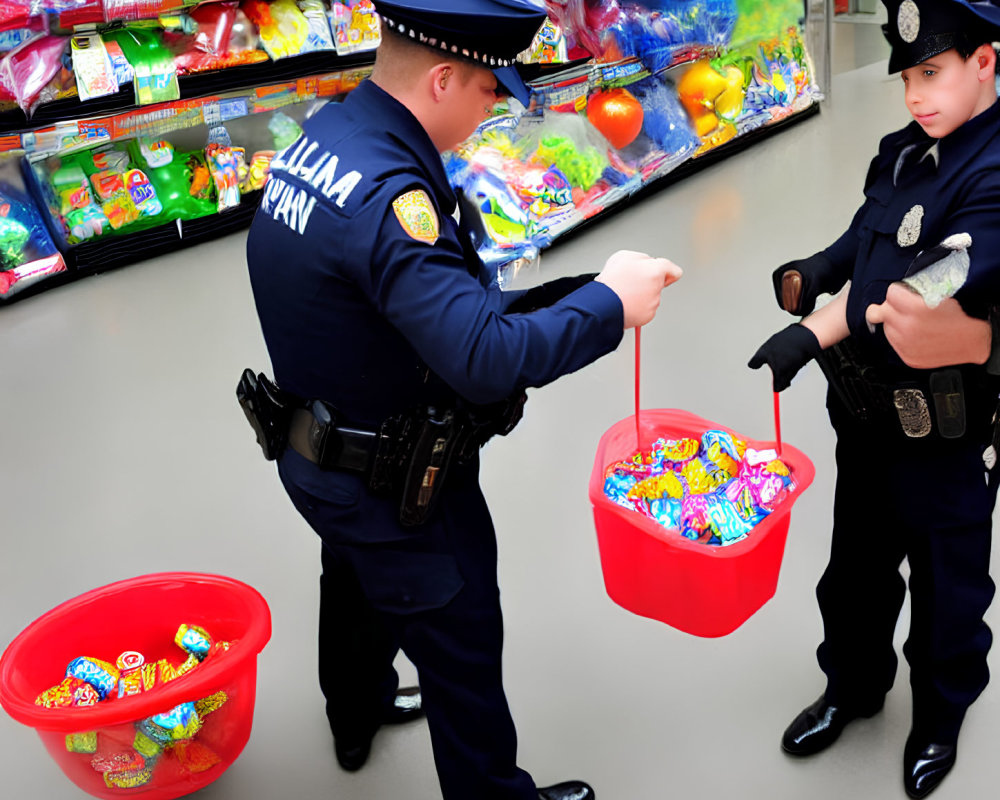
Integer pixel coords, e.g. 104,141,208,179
345,79,458,217
895,98,1000,182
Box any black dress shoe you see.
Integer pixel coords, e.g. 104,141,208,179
334,738,372,772
537,780,595,800
781,694,884,756
903,735,956,798
335,687,425,770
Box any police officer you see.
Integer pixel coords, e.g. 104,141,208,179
245,1,683,798
748,1,1000,796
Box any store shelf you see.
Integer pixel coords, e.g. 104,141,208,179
0,50,376,134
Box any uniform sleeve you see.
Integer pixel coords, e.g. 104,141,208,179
820,202,867,280
366,201,623,405
947,172,1000,318
818,151,884,282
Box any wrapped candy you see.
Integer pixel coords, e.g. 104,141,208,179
65,657,119,700
603,429,794,546
66,731,98,753
175,624,212,660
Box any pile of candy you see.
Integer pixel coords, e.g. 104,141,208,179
603,430,795,546
35,623,232,789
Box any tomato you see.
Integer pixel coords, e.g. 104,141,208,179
586,88,644,150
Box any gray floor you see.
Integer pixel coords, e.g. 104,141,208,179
5,43,998,800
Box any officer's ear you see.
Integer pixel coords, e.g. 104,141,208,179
431,63,453,102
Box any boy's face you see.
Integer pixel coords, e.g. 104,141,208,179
901,47,993,138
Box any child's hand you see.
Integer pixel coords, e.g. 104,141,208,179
748,324,823,391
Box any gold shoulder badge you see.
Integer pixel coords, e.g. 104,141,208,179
392,189,439,245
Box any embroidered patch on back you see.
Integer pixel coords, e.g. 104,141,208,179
392,190,439,245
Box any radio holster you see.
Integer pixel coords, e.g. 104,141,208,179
236,369,293,460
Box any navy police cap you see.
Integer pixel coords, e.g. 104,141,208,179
881,0,1000,72
373,0,548,105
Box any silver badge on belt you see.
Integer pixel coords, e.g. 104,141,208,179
893,388,932,438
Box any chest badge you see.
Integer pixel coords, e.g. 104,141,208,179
897,204,924,247
392,189,439,245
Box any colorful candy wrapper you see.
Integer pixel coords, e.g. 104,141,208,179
66,731,98,753
65,657,119,700
604,429,794,546
194,690,228,717
176,624,212,660
91,169,125,201
124,169,163,217
102,193,140,229
148,701,201,742
103,764,153,789
173,740,222,773
67,204,109,241
91,751,145,773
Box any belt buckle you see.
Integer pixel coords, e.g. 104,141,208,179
893,387,932,438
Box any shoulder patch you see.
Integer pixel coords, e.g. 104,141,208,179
392,189,439,245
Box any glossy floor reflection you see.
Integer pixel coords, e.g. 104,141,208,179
2,60,996,800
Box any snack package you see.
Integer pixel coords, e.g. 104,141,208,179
242,0,309,59
329,0,379,55
0,180,67,300
71,32,118,101
0,34,69,115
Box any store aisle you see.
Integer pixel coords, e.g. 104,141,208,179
2,60,997,800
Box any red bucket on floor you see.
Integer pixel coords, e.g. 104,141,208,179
0,572,271,800
589,409,814,637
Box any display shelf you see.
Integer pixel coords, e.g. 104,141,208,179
0,50,376,135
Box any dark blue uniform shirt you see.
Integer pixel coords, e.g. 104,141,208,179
820,99,1000,366
247,79,623,429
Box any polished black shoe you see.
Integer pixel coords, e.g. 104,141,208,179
537,780,595,800
781,694,884,756
903,735,956,799
382,685,424,724
335,687,425,771
334,737,372,772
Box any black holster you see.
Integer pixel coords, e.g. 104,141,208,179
236,369,293,460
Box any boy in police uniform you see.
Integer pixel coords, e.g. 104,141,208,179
245,1,682,799
749,0,1000,796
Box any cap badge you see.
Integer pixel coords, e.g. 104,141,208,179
897,204,924,247
898,0,920,43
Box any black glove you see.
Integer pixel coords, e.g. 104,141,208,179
771,252,841,316
748,324,823,392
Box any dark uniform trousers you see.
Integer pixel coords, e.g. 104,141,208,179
279,446,538,800
817,389,999,742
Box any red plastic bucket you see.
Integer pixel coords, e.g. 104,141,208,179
589,409,815,637
0,572,271,800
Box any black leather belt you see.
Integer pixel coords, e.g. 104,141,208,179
287,406,378,473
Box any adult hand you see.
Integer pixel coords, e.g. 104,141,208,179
595,250,683,329
748,324,823,392
865,283,991,369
